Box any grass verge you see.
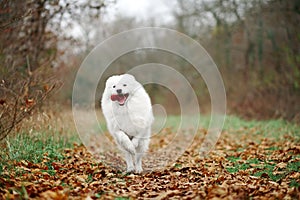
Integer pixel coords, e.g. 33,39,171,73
0,130,79,176
0,114,299,199
1,115,299,180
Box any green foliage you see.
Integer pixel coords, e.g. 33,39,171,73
284,45,300,89
223,116,300,139
137,115,299,139
115,197,130,200
223,116,300,183
5,133,72,163
288,161,300,172
94,193,102,198
0,130,79,175
290,179,300,187
226,157,283,182
86,174,94,183
174,163,182,168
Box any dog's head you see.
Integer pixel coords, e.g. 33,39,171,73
104,74,139,106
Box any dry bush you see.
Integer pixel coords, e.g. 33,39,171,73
0,67,61,141
0,0,108,140
0,0,59,140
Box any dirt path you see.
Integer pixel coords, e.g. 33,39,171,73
1,129,299,199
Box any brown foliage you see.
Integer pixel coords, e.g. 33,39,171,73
0,69,60,140
0,130,299,199
0,0,58,72
0,0,60,140
0,0,107,139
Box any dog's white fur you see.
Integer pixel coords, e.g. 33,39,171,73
101,74,153,173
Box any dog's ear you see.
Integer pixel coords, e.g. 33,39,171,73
105,75,118,87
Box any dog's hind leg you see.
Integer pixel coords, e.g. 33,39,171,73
135,137,150,173
124,151,135,173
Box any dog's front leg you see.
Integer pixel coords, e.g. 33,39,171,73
114,130,136,155
113,131,136,172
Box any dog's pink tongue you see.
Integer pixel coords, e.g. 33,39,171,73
110,95,126,105
111,94,119,101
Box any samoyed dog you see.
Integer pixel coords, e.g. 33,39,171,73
101,74,154,173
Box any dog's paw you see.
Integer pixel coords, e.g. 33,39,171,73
132,137,139,148
126,166,135,173
135,166,143,174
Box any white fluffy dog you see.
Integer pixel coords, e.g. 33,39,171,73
101,74,153,173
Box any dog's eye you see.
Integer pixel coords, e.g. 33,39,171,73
113,85,116,88
123,84,127,87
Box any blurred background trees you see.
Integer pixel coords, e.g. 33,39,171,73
0,0,109,139
172,0,300,120
1,0,299,139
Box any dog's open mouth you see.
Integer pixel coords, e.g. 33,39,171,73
110,93,129,106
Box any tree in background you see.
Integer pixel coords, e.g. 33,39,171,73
0,0,109,140
173,0,300,121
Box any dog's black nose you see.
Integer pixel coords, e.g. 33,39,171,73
116,89,122,94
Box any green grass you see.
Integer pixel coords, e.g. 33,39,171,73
0,130,79,175
290,179,300,187
226,157,262,174
1,115,299,180
225,154,300,184
222,116,300,183
150,115,300,140
114,197,130,200
225,157,300,182
224,115,300,139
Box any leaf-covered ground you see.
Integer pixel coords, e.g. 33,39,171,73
1,118,300,199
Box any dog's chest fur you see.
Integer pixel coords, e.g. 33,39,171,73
112,105,138,136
